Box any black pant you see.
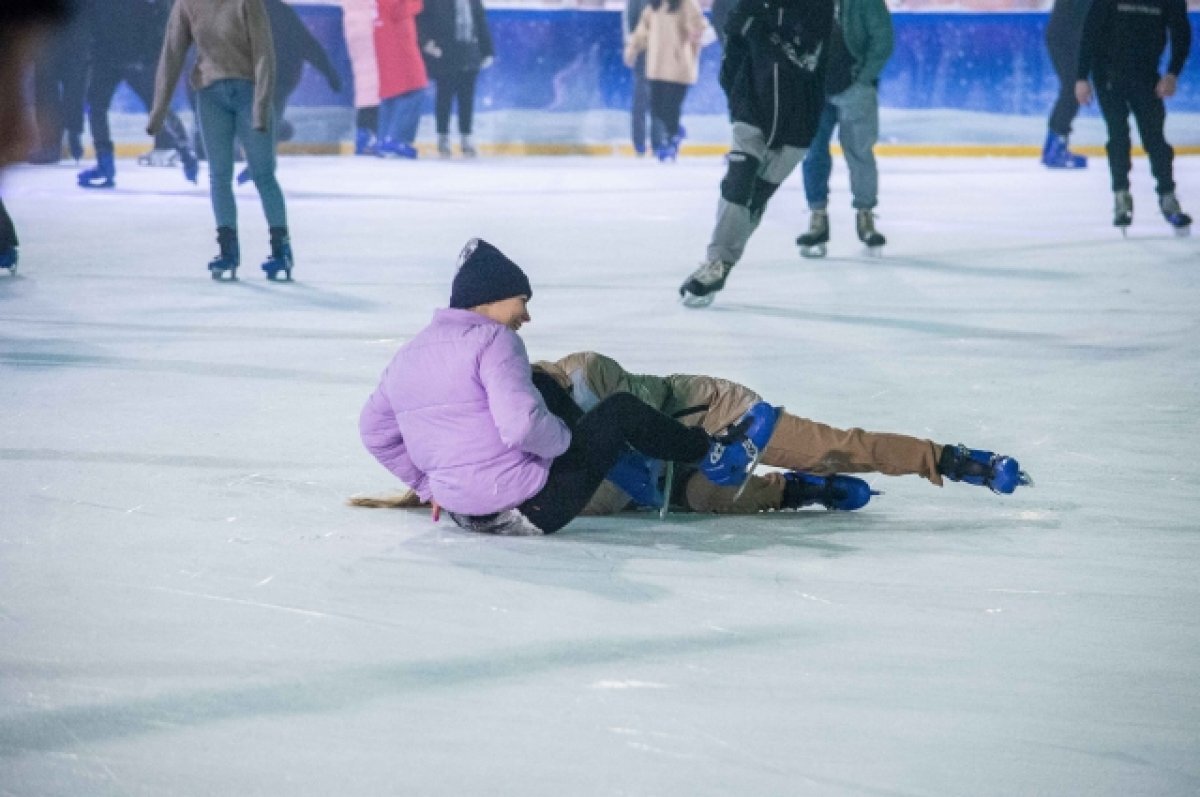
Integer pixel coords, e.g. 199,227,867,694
1045,31,1080,136
86,59,190,154
649,80,689,144
518,392,709,534
0,199,17,251
1096,78,1174,194
434,70,479,136
33,27,88,155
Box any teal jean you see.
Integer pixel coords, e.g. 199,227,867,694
196,79,287,230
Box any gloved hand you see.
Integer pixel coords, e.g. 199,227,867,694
423,40,442,58
480,55,494,69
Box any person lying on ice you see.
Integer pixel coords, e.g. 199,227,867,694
530,351,1032,515
358,238,768,536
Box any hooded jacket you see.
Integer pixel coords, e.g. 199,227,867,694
719,0,834,148
360,308,570,515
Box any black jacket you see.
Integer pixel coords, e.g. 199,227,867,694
719,0,834,149
417,0,494,76
1077,0,1191,86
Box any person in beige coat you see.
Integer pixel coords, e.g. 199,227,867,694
533,351,1030,515
623,0,708,161
148,0,292,282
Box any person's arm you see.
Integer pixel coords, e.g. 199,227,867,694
685,0,708,45
1159,0,1190,97
718,1,752,95
147,0,193,135
359,387,432,501
624,7,650,67
244,0,276,131
479,330,571,459
474,0,494,60
855,0,894,86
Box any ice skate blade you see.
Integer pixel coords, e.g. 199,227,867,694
864,245,884,258
1019,470,1034,487
209,268,238,282
799,244,827,259
680,291,715,309
1172,225,1191,238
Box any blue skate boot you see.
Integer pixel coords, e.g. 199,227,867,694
937,444,1032,494
607,449,668,511
209,227,239,281
77,144,115,189
355,127,379,156
180,146,199,183
1040,131,1087,169
0,247,18,275
782,472,876,511
700,402,780,487
262,226,294,281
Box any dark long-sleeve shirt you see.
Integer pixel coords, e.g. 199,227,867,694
1077,0,1191,85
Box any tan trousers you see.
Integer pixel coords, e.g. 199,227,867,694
683,413,944,514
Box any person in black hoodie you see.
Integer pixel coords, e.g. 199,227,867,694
418,0,494,158
679,0,834,308
1041,0,1092,169
1075,0,1191,231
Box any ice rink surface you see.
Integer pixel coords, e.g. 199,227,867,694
2,153,1199,796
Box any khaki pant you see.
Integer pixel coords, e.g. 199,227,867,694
683,413,944,514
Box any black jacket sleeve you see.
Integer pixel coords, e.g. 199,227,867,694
1076,0,1110,81
1165,0,1191,77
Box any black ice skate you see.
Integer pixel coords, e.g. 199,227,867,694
262,227,294,282
796,210,829,258
856,209,886,255
209,227,240,281
1113,190,1133,234
679,259,734,308
0,247,18,275
1159,192,1192,236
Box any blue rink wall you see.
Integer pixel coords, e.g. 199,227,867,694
125,7,1200,152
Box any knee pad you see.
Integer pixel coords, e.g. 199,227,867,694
746,177,781,216
720,151,762,207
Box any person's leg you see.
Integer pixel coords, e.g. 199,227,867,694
196,81,240,230
1046,34,1081,138
1128,83,1174,196
706,122,804,265
396,89,425,145
648,79,670,149
762,412,944,485
1095,82,1133,193
377,95,398,141
519,392,710,533
801,100,838,210
230,80,287,230
631,57,650,154
660,82,687,141
434,78,453,136
457,71,478,136
833,83,880,211
683,470,786,513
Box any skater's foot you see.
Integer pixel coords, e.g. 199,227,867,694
262,227,293,281
856,209,886,253
937,443,1031,494
77,149,115,189
699,402,780,487
679,259,734,308
1113,189,1133,231
797,209,829,258
209,227,240,281
1159,191,1192,235
782,472,876,511
0,246,18,274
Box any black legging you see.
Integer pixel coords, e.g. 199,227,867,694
1045,29,1081,136
649,80,689,143
434,69,479,136
518,391,709,533
1096,78,1175,194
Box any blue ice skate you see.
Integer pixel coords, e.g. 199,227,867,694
937,444,1032,494
0,247,18,275
77,147,115,189
608,449,667,511
700,402,780,487
1040,131,1087,169
180,147,199,184
262,231,293,281
209,227,239,281
355,127,379,156
782,472,877,511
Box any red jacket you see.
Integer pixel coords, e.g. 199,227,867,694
374,0,427,99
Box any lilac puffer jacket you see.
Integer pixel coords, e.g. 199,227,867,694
360,308,571,514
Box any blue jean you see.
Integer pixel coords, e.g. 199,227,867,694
380,89,425,145
196,79,287,230
802,83,880,211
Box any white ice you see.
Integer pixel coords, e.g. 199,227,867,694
2,153,1199,796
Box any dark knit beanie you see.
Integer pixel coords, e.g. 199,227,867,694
449,238,532,309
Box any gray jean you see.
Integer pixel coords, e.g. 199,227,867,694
804,83,880,211
706,122,806,265
196,79,287,230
